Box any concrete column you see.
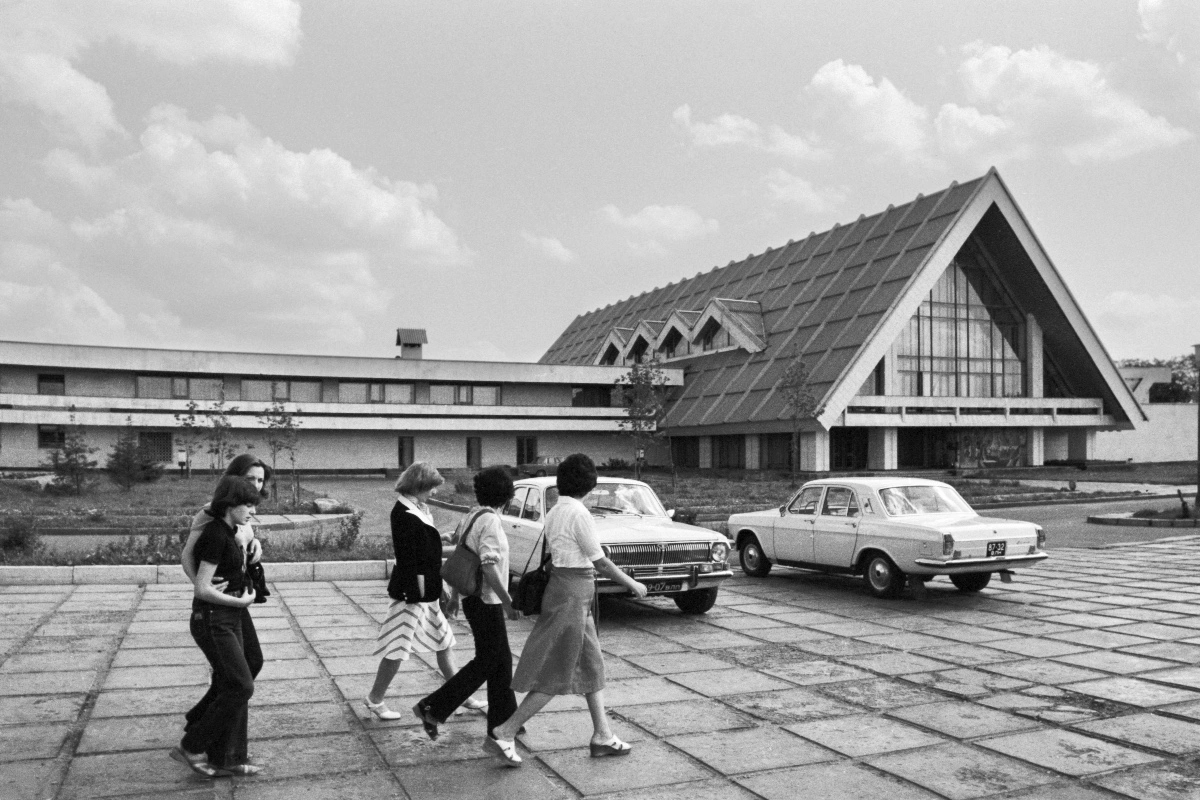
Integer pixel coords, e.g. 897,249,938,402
1067,429,1094,462
1027,427,1044,467
698,435,713,469
1027,313,1043,398
867,427,898,470
800,429,830,472
883,344,897,395
744,433,761,471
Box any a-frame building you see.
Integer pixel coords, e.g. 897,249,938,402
540,169,1143,472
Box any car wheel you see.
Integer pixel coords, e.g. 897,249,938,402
863,553,906,598
739,537,772,577
673,588,718,614
949,572,992,593
535,470,546,477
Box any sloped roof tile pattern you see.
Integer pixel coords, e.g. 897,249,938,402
541,174,988,430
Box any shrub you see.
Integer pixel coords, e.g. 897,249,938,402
106,422,166,491
0,515,41,554
600,458,633,471
43,417,99,496
454,478,474,495
337,512,364,550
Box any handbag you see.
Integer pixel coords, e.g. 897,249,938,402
441,509,490,597
512,532,550,616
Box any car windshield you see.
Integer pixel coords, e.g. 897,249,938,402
544,482,668,517
878,485,972,516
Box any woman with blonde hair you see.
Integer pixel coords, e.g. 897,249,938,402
364,461,483,726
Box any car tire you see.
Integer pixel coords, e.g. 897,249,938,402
739,537,772,577
535,470,546,477
949,572,992,593
863,553,906,598
673,588,718,614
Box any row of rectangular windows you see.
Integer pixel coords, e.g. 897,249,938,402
30,374,611,407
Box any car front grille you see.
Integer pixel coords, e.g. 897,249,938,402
605,542,711,568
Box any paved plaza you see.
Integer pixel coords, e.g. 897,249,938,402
4,538,1200,800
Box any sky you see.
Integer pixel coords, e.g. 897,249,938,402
1,0,1198,364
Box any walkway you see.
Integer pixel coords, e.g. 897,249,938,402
4,537,1200,798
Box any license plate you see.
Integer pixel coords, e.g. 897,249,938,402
645,581,683,594
987,541,1007,557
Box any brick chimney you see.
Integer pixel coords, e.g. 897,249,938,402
396,328,427,360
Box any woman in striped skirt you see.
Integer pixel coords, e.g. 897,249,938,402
364,462,482,726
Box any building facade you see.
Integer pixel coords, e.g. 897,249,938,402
541,170,1143,471
0,339,683,473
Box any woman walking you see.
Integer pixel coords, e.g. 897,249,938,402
179,454,270,771
364,462,482,726
485,453,647,767
170,476,263,778
412,466,520,740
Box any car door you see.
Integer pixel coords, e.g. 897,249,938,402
772,486,823,563
499,487,532,576
813,486,861,567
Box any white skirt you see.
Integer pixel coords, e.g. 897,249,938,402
374,600,456,661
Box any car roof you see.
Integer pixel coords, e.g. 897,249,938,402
801,476,953,491
514,476,648,489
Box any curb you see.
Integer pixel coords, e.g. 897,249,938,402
0,559,397,586
1087,514,1200,528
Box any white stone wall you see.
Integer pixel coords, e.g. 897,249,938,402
1095,404,1198,463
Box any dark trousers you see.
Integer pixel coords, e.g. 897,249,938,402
422,596,517,735
182,602,258,767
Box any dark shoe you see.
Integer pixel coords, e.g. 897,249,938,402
169,746,231,778
589,736,632,757
483,735,522,767
411,701,440,740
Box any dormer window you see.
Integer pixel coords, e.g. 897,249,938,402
599,344,620,366
660,329,683,359
698,319,722,352
628,337,649,364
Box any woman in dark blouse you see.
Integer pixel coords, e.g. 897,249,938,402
169,476,263,778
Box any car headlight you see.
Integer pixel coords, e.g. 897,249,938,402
711,542,729,563
942,534,954,557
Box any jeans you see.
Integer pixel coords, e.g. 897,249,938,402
181,601,257,766
422,596,517,735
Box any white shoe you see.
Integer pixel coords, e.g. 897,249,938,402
364,698,402,720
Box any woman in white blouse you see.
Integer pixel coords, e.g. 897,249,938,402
484,454,647,767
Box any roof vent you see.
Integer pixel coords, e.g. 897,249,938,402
395,328,428,360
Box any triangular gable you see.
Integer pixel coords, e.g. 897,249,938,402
688,298,767,353
621,320,665,362
817,168,1142,430
592,327,633,366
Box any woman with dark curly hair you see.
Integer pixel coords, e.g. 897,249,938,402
484,453,647,767
412,466,520,740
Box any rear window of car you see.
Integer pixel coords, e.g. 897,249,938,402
879,485,971,515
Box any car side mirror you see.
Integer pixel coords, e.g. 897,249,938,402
667,509,675,518
779,505,787,517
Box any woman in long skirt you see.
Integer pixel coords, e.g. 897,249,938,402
485,453,647,766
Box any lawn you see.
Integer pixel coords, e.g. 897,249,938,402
980,461,1198,485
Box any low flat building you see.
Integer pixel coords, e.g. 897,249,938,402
0,337,682,472
541,169,1144,471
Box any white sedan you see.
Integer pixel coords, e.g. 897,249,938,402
727,477,1047,598
501,477,733,613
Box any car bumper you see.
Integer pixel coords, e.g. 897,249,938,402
911,552,1049,573
596,566,734,596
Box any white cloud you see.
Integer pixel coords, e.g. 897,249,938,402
805,60,932,163
521,232,577,263
673,104,823,160
1139,0,1200,66
602,203,718,241
952,42,1192,163
0,0,301,148
765,169,845,214
1094,290,1200,357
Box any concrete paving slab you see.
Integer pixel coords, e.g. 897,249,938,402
901,667,1030,698
621,651,731,675
1,649,111,674
58,750,207,799
785,713,944,756
250,732,375,778
665,666,793,697
0,669,96,697
722,687,859,724
1064,677,1200,707
614,699,757,738
0,693,87,727
867,741,1057,799
0,721,72,762
819,677,946,710
104,664,209,690
91,685,206,719
760,657,874,685
980,658,1110,685
1091,760,1200,800
391,760,570,800
889,699,1041,738
538,739,713,795
514,708,646,752
979,727,1160,776
668,725,835,775
256,657,322,681
1073,713,1200,755
234,771,406,800
736,759,942,800
0,759,59,800
1053,650,1178,674
77,714,182,754
609,777,762,800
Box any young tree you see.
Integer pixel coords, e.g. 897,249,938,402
106,417,164,490
258,401,301,507
43,412,99,495
205,389,239,472
777,350,818,485
173,400,205,478
614,360,670,480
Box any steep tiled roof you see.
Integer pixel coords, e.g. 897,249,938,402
541,173,990,430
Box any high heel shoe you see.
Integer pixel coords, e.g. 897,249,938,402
483,734,522,767
363,698,402,720
589,735,632,757
168,746,231,778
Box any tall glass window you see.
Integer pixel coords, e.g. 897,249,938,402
895,255,1026,398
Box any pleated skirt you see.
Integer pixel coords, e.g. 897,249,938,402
511,566,605,696
374,600,456,662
